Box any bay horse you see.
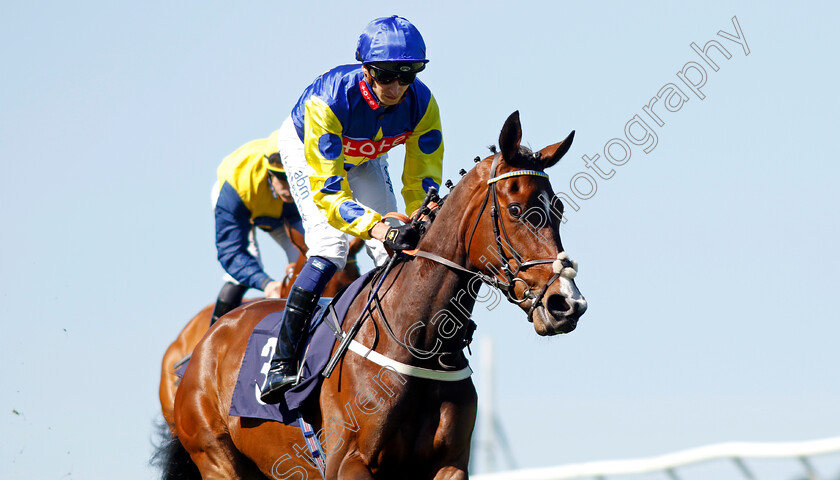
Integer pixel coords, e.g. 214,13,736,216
158,111,587,479
158,229,365,433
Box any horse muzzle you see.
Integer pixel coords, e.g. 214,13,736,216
533,294,587,335
529,274,588,337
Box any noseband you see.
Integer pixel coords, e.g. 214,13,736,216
469,153,573,312
413,154,577,316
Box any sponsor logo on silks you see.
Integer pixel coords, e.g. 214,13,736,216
358,81,379,110
311,257,330,272
343,133,411,160
383,165,394,193
291,170,310,201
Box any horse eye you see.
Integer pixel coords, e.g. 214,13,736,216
508,203,522,218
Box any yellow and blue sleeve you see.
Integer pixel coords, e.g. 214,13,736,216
303,97,381,239
402,94,443,215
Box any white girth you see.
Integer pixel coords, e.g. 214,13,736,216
345,338,473,381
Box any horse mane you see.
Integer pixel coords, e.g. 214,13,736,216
487,144,543,170
419,139,546,244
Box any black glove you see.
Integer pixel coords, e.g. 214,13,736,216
383,224,420,251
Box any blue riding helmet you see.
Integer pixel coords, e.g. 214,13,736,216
355,15,428,68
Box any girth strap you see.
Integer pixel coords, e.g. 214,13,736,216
347,337,473,381
322,282,473,381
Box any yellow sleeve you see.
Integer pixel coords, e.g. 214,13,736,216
303,97,381,239
402,94,444,216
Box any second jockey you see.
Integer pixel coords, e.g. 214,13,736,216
211,130,303,326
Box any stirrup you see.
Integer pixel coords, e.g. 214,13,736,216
172,353,191,370
259,364,299,404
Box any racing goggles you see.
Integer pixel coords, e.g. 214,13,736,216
367,62,426,86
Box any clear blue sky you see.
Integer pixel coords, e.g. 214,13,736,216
2,1,839,479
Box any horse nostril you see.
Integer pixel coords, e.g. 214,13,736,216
545,294,569,316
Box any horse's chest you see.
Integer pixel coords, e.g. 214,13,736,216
366,387,476,465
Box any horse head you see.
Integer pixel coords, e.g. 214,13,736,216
459,111,587,335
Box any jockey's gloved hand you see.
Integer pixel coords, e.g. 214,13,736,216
383,224,420,251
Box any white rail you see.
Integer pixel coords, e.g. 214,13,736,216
472,436,840,480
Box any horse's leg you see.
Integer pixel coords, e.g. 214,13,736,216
334,454,375,479
175,332,256,479
433,466,468,480
160,304,213,432
176,392,257,479
230,419,323,479
183,434,254,479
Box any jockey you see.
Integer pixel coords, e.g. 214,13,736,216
211,130,304,326
260,15,444,403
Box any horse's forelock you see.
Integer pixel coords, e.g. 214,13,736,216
452,144,543,195
483,144,541,169
458,146,542,185
509,146,543,170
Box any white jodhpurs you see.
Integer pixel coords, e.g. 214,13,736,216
276,116,397,270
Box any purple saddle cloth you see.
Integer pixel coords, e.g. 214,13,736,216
227,269,375,425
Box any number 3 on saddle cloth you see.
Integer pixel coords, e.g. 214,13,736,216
175,269,377,427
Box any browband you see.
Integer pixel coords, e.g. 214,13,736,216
487,169,548,184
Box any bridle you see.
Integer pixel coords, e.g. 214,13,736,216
412,153,575,316
330,153,577,374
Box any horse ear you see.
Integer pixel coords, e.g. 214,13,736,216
499,111,522,161
538,130,575,169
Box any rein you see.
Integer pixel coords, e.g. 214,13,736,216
359,249,476,369
325,154,578,380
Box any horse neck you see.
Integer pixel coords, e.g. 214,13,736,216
378,181,483,361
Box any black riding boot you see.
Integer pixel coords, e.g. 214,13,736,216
259,286,320,404
210,282,248,327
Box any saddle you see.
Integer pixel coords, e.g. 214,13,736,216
228,269,377,425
